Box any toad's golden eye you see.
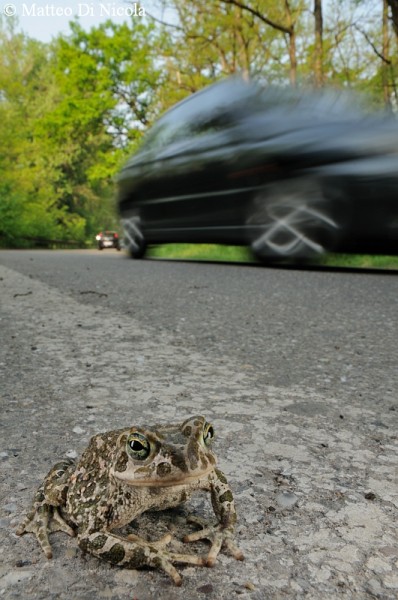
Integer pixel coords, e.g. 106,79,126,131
127,433,150,460
203,422,215,446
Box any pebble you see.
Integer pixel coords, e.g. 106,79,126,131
72,426,85,434
275,492,299,510
197,583,214,594
0,570,34,585
244,581,256,591
365,491,377,501
366,578,384,596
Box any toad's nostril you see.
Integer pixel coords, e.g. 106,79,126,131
156,463,172,477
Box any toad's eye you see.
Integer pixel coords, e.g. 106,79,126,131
203,422,215,446
127,433,150,460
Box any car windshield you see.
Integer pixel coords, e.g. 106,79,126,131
137,78,258,154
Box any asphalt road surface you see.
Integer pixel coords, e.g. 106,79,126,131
1,249,397,600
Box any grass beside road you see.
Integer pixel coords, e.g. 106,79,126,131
148,243,252,263
147,243,398,269
316,253,398,269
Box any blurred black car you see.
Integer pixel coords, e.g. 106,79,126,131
96,230,121,251
117,77,398,261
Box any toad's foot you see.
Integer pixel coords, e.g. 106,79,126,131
183,516,244,567
141,547,206,586
80,531,206,586
16,504,75,559
127,532,174,550
126,531,206,584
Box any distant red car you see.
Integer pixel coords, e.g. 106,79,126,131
95,230,121,251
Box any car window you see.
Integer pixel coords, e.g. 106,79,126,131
139,120,194,155
140,111,235,157
138,84,247,155
190,112,235,136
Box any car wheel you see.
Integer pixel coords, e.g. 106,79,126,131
122,217,147,259
248,179,341,261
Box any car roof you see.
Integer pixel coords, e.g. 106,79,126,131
143,77,368,147
159,77,258,122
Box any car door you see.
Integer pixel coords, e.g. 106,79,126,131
141,111,246,235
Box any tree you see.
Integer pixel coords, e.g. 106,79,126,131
148,0,281,106
47,18,161,235
0,17,84,245
0,16,163,246
219,0,301,86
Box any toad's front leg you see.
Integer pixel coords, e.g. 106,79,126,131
16,459,76,558
184,468,244,566
78,530,206,586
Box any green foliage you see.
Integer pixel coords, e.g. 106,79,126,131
0,18,77,246
38,18,161,238
0,15,160,247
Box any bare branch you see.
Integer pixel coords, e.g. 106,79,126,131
218,0,293,34
144,10,184,31
353,24,391,65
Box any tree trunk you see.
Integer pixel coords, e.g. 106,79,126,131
314,0,323,87
382,0,392,109
387,0,398,41
284,0,297,86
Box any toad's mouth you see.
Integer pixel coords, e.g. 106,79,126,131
111,465,214,487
